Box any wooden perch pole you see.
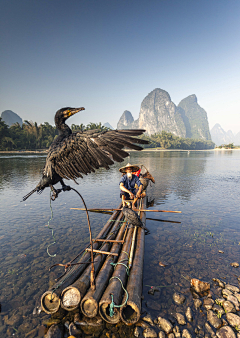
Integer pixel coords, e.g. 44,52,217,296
71,207,181,213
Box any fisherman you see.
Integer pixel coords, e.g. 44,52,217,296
119,163,143,208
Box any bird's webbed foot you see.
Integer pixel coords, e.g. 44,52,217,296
50,186,62,201
60,180,71,192
62,185,71,192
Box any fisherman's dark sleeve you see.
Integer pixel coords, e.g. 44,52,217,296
119,175,126,186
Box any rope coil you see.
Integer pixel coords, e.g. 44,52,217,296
108,251,129,317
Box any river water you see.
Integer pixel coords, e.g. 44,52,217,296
0,150,239,337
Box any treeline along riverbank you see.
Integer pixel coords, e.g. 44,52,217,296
0,118,215,151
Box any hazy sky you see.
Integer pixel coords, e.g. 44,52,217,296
1,0,240,133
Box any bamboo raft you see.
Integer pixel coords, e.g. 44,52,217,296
41,192,181,325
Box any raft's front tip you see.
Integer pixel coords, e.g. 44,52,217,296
120,301,140,324
99,301,121,324
61,286,81,311
81,297,99,318
41,291,60,314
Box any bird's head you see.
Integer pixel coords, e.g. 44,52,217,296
55,107,85,126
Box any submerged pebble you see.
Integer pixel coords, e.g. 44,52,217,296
175,312,186,325
231,262,239,268
185,307,193,322
172,292,186,305
223,300,236,313
143,327,157,338
191,278,210,294
216,326,236,338
207,310,222,329
157,317,173,334
182,328,192,338
226,313,240,327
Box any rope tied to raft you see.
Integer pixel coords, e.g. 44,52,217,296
109,277,128,317
47,192,56,257
108,250,129,317
110,261,129,275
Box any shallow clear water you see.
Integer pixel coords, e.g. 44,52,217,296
0,150,239,337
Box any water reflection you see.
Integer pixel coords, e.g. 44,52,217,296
0,151,240,337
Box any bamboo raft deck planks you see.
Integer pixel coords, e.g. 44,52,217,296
41,197,147,324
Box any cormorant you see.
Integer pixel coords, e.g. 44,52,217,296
23,107,148,201
122,205,149,232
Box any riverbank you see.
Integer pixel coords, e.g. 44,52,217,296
0,148,240,154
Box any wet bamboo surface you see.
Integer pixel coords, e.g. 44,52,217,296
81,215,128,318
99,226,134,324
60,212,125,311
120,198,146,324
41,202,122,314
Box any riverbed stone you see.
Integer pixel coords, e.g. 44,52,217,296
158,331,165,338
213,278,225,288
231,263,239,268
226,313,240,327
79,315,104,335
143,327,157,338
212,304,225,316
234,294,240,303
157,317,173,334
207,310,222,329
134,326,142,337
216,326,236,338
204,298,215,310
136,320,150,329
205,322,216,337
173,325,181,338
5,313,21,326
223,301,236,313
142,313,154,326
173,292,186,305
223,289,233,298
226,285,239,293
146,300,161,311
45,324,63,338
182,328,192,338
175,313,186,325
194,299,202,309
185,307,193,322
227,295,239,311
168,334,175,338
191,278,210,294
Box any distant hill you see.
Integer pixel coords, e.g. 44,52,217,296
117,89,211,140
178,94,211,140
103,122,113,130
117,110,134,129
1,110,23,127
210,124,240,146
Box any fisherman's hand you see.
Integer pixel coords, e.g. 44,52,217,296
129,192,134,199
136,191,141,198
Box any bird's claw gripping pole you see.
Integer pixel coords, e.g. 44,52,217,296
49,185,96,290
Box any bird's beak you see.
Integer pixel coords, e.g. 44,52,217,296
65,107,85,118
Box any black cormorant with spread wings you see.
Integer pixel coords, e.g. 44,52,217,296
22,107,148,201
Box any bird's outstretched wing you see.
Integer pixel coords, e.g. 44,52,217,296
46,129,148,180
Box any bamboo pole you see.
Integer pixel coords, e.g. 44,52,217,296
120,198,146,324
98,227,134,324
80,217,128,318
128,198,143,269
71,208,181,213
60,212,124,311
41,202,122,314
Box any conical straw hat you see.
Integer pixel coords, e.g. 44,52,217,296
119,163,140,173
